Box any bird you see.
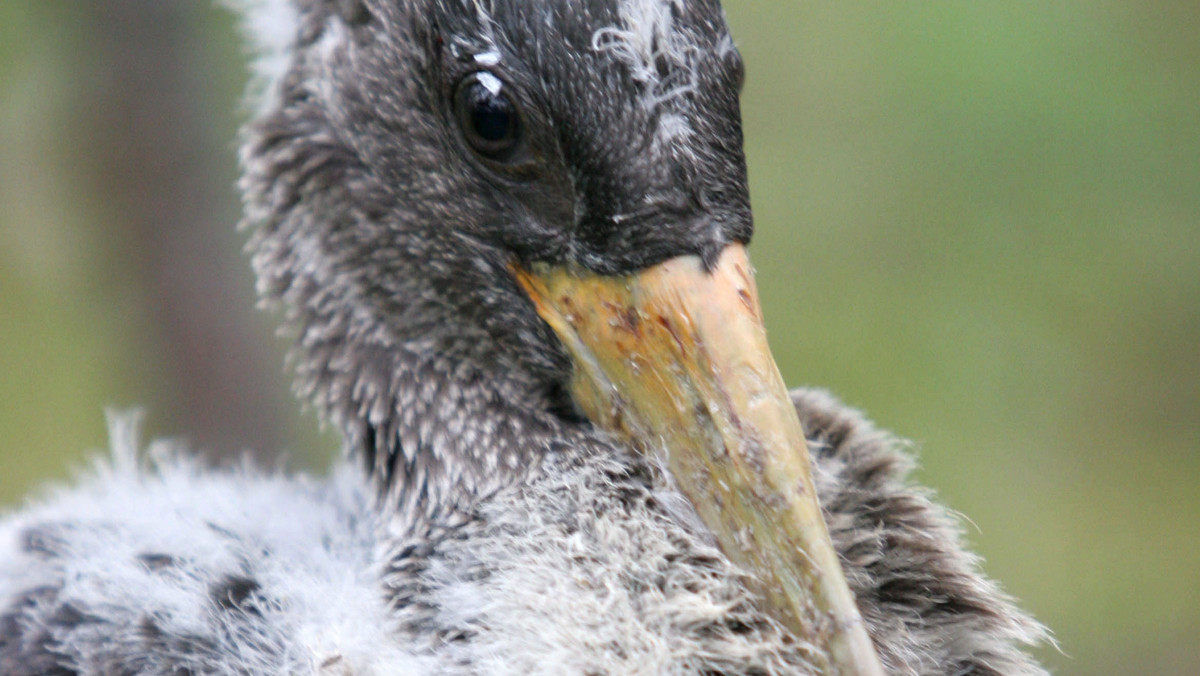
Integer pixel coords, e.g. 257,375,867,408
0,1,1050,674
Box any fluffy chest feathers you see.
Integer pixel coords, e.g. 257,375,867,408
0,420,803,675
0,393,1048,675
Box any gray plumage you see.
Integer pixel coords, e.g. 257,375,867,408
1,1,1049,674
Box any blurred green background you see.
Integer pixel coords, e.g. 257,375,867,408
1,2,1197,673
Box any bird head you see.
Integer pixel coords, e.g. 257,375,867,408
235,1,882,672
241,0,750,395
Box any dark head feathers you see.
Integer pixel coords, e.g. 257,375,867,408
236,0,755,512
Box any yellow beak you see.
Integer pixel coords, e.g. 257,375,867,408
514,244,884,675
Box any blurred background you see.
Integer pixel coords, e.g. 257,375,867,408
1,2,1196,673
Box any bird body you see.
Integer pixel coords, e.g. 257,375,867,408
1,1,1049,673
1,393,1045,675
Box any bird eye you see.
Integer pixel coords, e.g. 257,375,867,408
454,72,522,161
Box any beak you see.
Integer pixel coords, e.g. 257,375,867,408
514,244,884,675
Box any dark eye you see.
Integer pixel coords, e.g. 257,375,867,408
454,72,522,161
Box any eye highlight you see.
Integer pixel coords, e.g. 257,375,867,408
454,72,522,161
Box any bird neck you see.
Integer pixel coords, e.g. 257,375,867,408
326,339,591,536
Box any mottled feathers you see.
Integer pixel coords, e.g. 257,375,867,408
2,393,1047,674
